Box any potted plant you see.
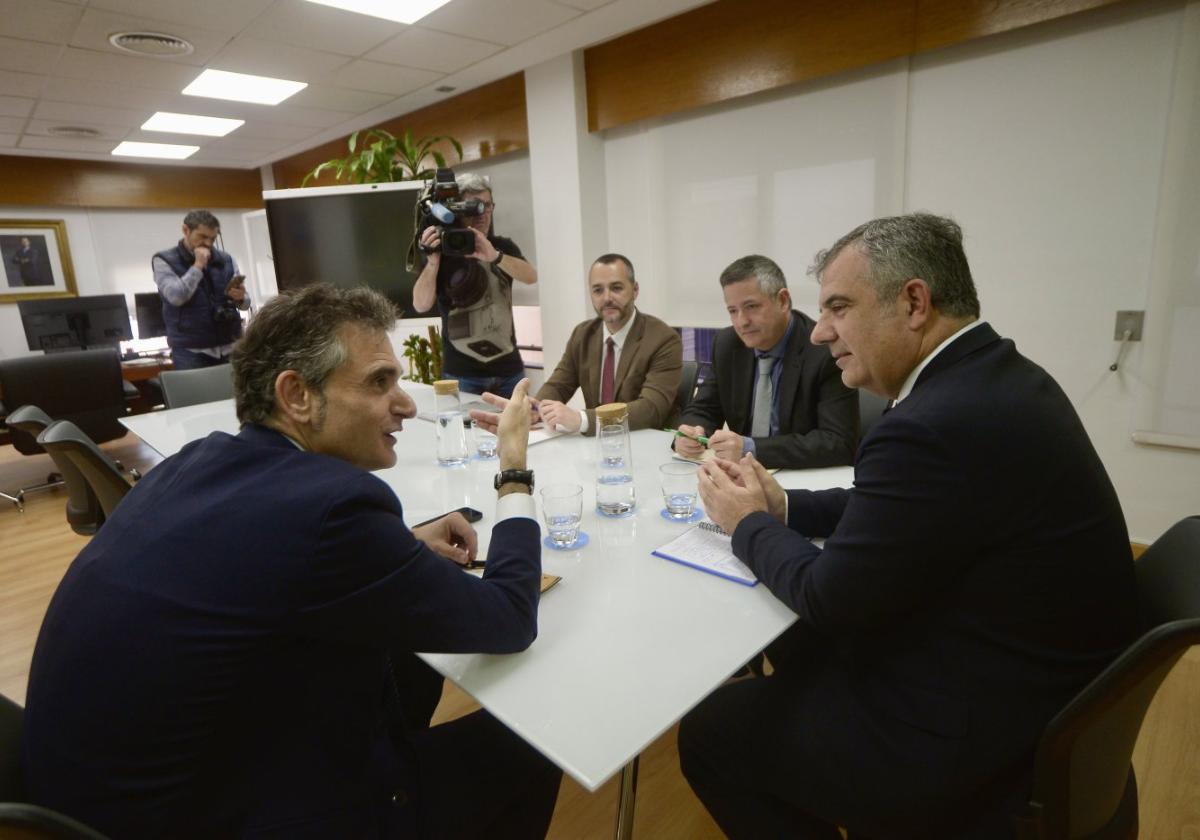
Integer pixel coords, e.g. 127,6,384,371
303,128,463,186
401,325,444,385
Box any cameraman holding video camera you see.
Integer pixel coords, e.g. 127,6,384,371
152,210,249,370
412,172,537,398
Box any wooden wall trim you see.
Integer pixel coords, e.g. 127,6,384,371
0,155,263,210
585,0,1133,133
271,73,528,190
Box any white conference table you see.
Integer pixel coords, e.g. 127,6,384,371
122,385,853,836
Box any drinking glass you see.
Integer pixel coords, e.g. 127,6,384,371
472,420,497,459
659,462,699,519
541,483,583,548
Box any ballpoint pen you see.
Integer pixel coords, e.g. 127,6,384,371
663,428,710,446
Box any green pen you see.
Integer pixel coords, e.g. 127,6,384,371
663,428,710,446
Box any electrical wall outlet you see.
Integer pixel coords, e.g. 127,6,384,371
1114,311,1144,341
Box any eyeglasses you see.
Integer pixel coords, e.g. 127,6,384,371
479,201,496,211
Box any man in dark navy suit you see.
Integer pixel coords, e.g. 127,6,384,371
673,254,858,469
680,214,1139,837
23,285,560,838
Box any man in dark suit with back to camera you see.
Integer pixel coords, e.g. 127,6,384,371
535,253,682,434
674,254,857,469
23,284,561,839
681,214,1139,837
152,209,249,370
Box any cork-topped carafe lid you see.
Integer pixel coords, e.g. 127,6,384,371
594,402,629,426
432,379,460,396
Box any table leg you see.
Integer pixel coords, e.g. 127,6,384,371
614,755,640,840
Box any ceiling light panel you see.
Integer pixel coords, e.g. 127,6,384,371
142,111,244,136
304,0,452,25
112,141,199,160
182,69,307,105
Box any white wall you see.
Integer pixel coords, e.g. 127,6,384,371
594,0,1198,542
0,206,255,359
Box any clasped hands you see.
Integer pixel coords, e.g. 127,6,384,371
697,453,788,536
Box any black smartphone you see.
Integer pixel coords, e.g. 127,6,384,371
412,506,483,529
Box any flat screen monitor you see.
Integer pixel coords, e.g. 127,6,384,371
134,291,167,339
263,180,425,316
18,294,133,353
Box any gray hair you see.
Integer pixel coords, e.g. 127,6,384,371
232,284,398,425
456,172,492,195
183,209,220,231
810,213,980,318
592,253,636,284
719,254,787,297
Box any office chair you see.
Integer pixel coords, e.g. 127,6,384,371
0,350,129,511
1,693,112,840
4,406,103,535
37,422,133,521
1011,515,1200,839
159,364,234,409
673,360,699,425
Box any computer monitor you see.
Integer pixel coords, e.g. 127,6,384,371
263,180,424,316
134,292,167,340
18,294,133,353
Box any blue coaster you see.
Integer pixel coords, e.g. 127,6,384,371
544,531,589,551
661,507,704,523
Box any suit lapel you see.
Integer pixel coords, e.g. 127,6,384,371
775,312,806,424
728,336,755,430
583,320,604,404
613,314,643,395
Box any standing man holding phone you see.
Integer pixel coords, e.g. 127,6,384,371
152,209,250,369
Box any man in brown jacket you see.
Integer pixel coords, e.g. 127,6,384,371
536,253,682,434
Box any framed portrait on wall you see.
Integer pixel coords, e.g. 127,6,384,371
0,219,78,303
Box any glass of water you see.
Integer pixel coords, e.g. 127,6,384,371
660,462,699,519
541,483,583,548
472,420,497,459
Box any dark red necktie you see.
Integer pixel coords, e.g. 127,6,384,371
601,337,616,404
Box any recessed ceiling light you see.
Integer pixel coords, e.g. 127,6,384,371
112,141,199,160
182,69,306,106
142,111,244,137
303,0,451,25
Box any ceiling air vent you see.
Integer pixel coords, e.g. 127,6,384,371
434,85,457,93
47,126,103,138
108,31,195,58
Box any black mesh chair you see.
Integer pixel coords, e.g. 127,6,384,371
1012,516,1200,838
0,350,129,511
5,406,102,535
37,421,132,522
1,693,111,840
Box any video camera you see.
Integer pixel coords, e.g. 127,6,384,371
416,168,487,257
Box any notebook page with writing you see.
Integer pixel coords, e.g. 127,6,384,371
651,522,757,586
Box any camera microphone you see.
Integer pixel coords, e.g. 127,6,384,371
429,203,457,225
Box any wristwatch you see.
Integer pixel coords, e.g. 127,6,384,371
494,469,534,490
490,250,504,267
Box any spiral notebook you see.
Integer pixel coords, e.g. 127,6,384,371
651,521,758,586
